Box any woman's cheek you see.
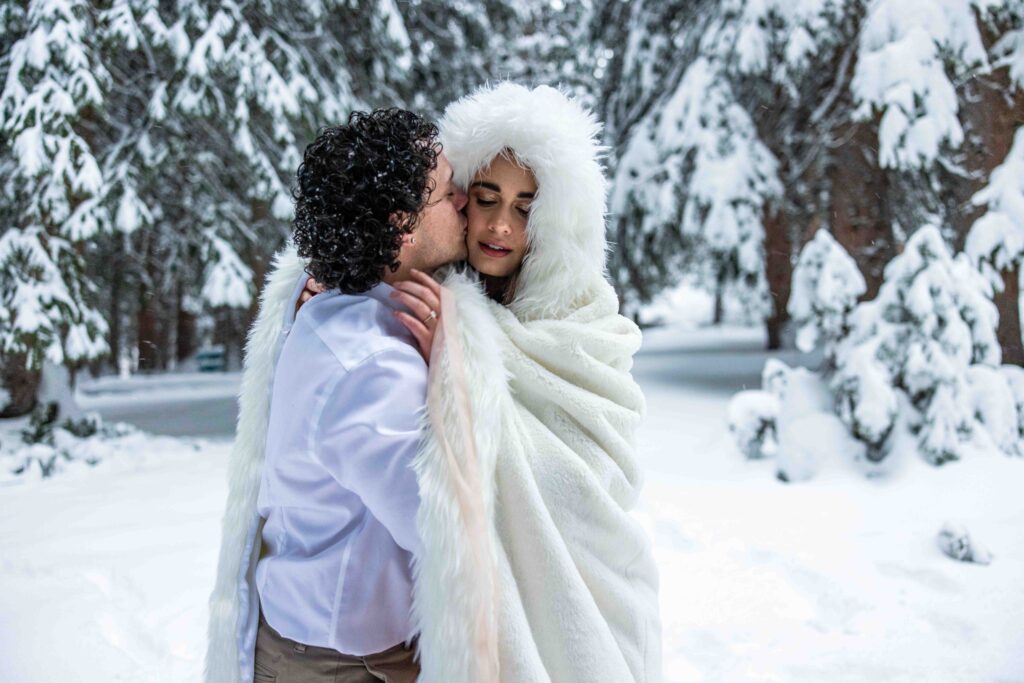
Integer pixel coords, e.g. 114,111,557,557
466,214,487,242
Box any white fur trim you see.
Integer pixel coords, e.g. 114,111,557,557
439,83,611,321
409,269,508,681
204,246,307,683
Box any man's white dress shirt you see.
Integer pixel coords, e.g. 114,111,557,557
254,274,426,656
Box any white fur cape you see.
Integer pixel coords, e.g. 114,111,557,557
413,267,662,683
409,84,661,682
204,83,661,683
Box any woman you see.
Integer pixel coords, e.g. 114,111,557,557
221,83,662,682
386,83,663,683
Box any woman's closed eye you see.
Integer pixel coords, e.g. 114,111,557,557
474,196,530,217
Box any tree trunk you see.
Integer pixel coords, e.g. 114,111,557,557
0,354,41,418
176,282,197,364
956,18,1024,366
829,121,896,300
996,264,1023,366
713,277,724,325
137,289,159,371
108,234,124,370
764,204,792,350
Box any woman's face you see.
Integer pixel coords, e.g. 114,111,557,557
465,154,537,278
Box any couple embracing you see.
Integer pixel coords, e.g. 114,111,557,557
205,83,662,683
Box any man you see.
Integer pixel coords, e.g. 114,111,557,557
205,108,468,683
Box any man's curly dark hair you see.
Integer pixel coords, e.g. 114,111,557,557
291,108,441,293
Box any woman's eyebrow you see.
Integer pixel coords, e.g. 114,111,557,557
470,181,534,200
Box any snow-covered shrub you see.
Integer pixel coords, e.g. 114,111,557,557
63,414,100,438
771,362,866,483
4,409,129,481
727,357,800,460
998,365,1024,452
729,356,869,481
937,522,992,565
776,409,858,484
788,229,866,362
966,366,1021,457
829,337,901,462
830,225,1001,465
727,391,779,460
761,358,790,399
21,402,61,445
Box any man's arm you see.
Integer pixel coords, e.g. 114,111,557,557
312,347,426,556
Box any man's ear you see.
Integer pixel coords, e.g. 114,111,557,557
401,231,417,247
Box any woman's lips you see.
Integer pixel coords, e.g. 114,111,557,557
479,241,513,258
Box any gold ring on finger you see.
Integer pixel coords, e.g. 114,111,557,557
421,309,437,324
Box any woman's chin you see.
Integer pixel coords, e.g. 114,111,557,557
469,255,515,279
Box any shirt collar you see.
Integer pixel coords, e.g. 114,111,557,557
361,280,402,312
286,277,402,337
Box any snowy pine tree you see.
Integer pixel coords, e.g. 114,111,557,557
604,1,782,320
831,225,1001,464
788,228,867,366
599,0,863,345
848,0,1024,355
0,0,111,414
2,0,436,390
966,123,1024,364
851,0,990,172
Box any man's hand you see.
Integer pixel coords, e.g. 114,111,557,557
391,269,442,364
295,277,326,316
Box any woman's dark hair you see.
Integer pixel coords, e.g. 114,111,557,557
292,108,440,293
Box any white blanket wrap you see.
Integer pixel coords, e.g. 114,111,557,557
414,268,662,683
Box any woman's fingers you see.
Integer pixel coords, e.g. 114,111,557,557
392,280,439,312
409,269,442,298
391,273,443,362
390,289,437,324
391,281,441,326
394,311,433,363
295,278,326,315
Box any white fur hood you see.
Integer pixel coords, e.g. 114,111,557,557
439,82,610,320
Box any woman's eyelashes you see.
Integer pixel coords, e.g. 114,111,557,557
473,196,530,217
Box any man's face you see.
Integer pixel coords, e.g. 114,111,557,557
408,152,468,272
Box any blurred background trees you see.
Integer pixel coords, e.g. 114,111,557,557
2,0,1023,417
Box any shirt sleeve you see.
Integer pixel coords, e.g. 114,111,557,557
312,346,426,556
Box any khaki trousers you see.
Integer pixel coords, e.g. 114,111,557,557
254,611,420,683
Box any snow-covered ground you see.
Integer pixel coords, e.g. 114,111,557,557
637,328,1024,682
1,324,1022,682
